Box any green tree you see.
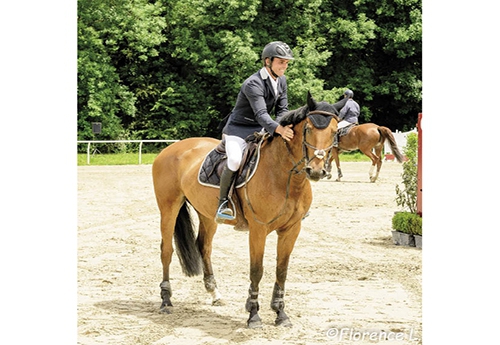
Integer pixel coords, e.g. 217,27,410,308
320,0,421,129
77,0,166,145
77,0,422,144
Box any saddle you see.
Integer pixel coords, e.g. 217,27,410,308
338,123,356,137
198,132,266,189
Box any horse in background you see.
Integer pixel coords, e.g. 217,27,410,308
326,123,404,182
152,91,339,328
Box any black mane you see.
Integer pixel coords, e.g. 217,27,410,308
278,100,339,127
278,105,309,126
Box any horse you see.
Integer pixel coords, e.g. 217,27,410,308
151,91,339,328
326,123,404,182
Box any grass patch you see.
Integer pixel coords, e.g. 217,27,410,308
339,151,371,162
77,150,370,166
77,153,159,166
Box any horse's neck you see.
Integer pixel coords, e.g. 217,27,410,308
261,128,306,183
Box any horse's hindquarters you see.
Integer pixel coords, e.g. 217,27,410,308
153,138,219,205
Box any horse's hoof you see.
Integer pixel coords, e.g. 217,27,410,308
159,306,172,314
247,314,263,329
335,178,341,182
212,298,226,306
275,317,292,327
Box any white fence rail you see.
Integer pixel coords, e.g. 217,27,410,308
79,128,414,165
77,140,179,165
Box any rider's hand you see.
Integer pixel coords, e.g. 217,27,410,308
276,124,294,141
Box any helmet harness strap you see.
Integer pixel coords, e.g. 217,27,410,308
267,58,280,79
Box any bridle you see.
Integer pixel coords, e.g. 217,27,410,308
243,109,338,225
285,110,339,174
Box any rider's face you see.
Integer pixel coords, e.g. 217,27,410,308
267,58,290,78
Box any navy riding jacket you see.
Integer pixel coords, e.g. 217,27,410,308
223,67,289,139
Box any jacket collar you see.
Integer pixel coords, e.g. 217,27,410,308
259,67,270,80
260,67,279,95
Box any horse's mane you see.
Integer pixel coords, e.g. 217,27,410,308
278,105,309,127
260,100,337,142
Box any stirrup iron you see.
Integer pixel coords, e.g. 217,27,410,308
216,199,235,221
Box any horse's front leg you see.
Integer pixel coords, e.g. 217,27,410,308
272,224,301,327
333,149,343,181
245,229,266,328
197,215,223,305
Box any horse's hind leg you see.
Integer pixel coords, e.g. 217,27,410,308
371,145,383,182
158,207,178,313
197,214,223,305
361,148,380,182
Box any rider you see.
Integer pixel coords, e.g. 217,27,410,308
333,89,360,147
215,41,295,222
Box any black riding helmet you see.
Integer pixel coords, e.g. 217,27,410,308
344,89,354,98
261,41,294,63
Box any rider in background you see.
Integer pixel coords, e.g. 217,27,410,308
216,41,295,222
333,89,360,147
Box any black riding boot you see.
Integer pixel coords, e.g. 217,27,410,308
215,166,237,222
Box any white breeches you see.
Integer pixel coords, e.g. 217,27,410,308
223,134,247,172
337,120,352,129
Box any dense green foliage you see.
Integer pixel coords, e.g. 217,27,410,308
395,132,418,213
78,0,421,149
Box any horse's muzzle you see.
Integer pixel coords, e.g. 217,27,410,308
304,166,327,181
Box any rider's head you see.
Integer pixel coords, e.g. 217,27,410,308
344,89,354,99
261,41,294,64
261,41,294,78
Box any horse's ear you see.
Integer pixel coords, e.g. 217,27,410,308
307,91,316,110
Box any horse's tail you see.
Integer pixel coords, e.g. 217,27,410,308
378,126,405,163
174,202,203,277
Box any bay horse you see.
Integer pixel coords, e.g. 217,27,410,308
326,123,404,182
152,92,339,328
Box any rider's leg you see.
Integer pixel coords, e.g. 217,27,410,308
334,120,350,147
216,135,246,221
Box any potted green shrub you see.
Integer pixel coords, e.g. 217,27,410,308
392,132,422,248
392,212,422,247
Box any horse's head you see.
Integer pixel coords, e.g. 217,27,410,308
279,91,339,181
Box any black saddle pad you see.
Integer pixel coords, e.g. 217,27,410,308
198,141,262,188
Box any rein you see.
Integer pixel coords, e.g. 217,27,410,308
242,110,337,225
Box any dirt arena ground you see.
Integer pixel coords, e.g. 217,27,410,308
77,161,421,344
